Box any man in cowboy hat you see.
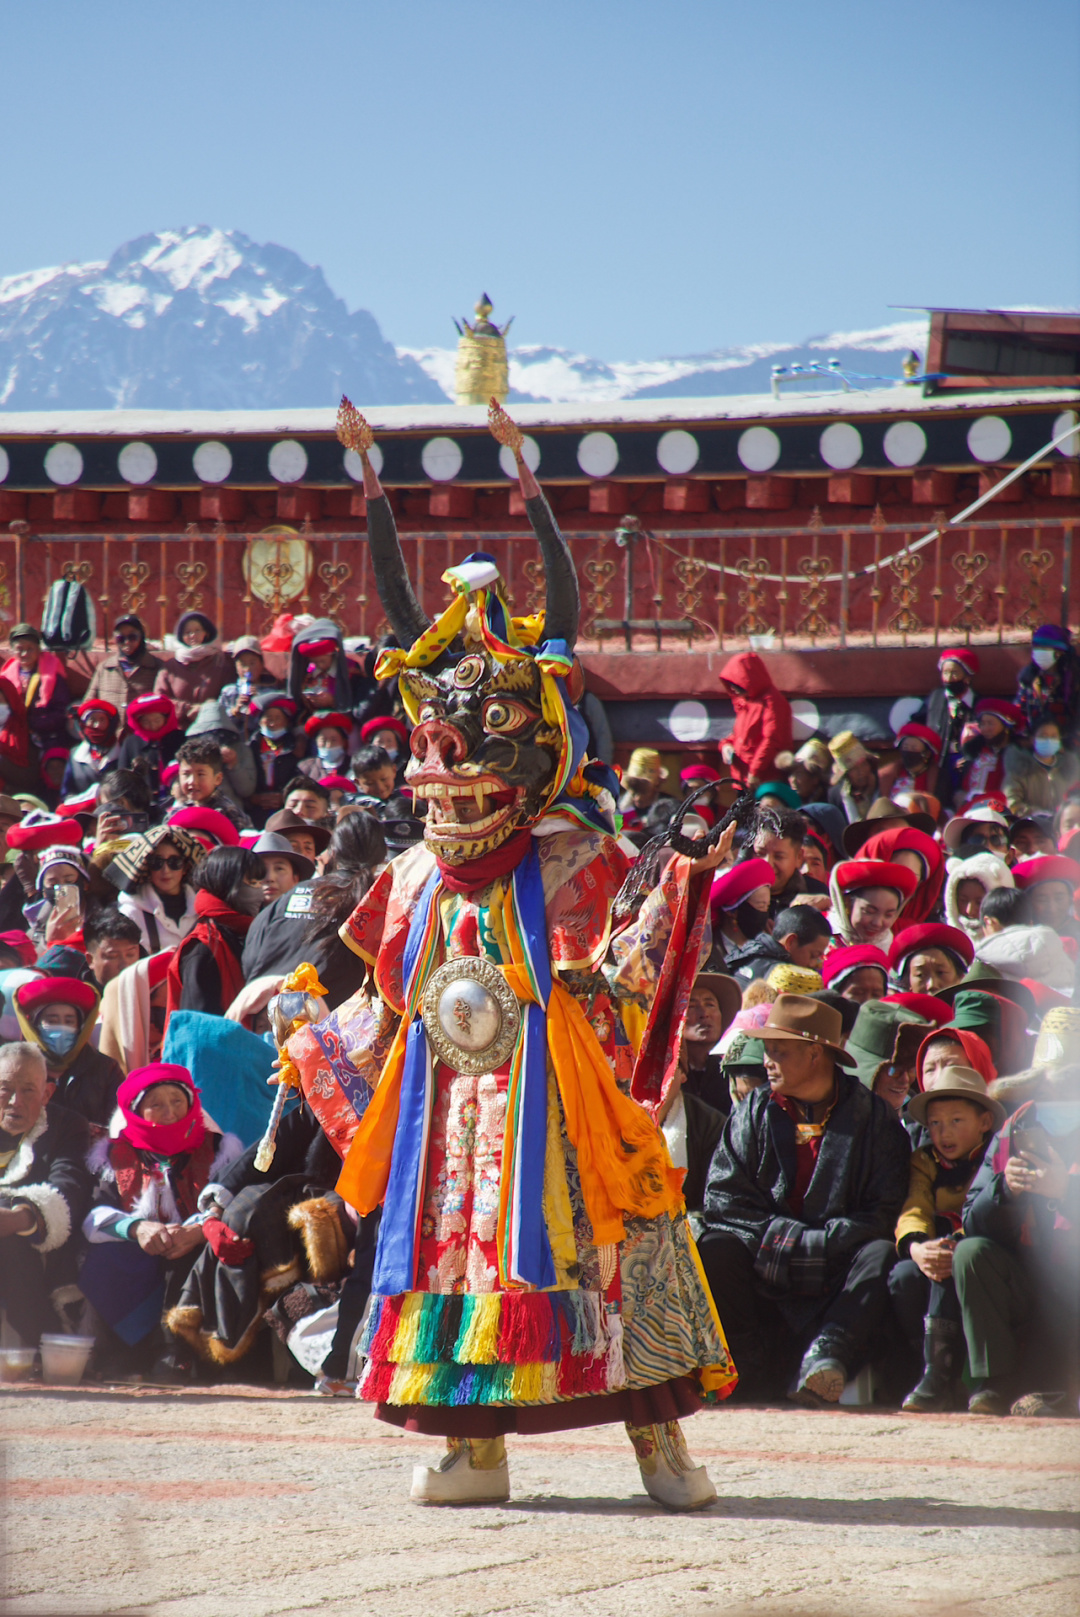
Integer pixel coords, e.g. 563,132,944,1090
699,994,911,1404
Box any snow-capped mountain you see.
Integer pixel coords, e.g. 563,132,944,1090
0,225,927,411
0,227,444,409
401,319,929,406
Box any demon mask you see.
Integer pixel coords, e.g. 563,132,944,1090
338,399,584,866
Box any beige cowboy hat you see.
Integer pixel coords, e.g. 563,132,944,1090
907,1065,1005,1131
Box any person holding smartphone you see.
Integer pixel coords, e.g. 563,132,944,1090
104,825,206,954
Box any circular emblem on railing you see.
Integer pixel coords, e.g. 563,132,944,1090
967,415,1011,463
193,441,232,483
343,444,383,480
819,422,863,470
737,426,780,472
499,435,540,478
421,437,464,482
118,442,158,485
44,443,83,486
269,440,308,484
577,432,619,478
883,421,927,468
657,430,700,475
421,956,522,1075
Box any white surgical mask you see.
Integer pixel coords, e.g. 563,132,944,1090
1032,647,1059,670
1034,735,1062,759
260,724,288,742
317,744,345,767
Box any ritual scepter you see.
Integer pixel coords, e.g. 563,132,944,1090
254,962,329,1172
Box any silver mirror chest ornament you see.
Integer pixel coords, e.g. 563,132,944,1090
421,956,522,1074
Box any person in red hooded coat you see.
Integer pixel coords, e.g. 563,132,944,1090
717,653,793,787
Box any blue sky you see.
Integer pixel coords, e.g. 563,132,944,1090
3,0,1078,359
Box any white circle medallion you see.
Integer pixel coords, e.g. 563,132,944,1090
577,432,619,478
1053,410,1079,458
667,699,711,743
344,443,384,480
269,439,308,484
889,696,923,735
737,426,781,473
421,437,463,482
193,441,232,484
967,415,1011,463
118,441,158,485
0,447,8,485
44,442,83,486
789,699,821,740
819,422,863,470
882,421,927,468
498,435,541,479
657,430,700,476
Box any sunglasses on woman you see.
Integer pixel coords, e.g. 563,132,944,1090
147,855,186,872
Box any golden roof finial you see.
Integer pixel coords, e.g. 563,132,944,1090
454,293,513,406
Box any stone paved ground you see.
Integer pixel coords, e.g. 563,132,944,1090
0,1387,1077,1617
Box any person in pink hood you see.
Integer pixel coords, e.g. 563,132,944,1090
718,652,793,787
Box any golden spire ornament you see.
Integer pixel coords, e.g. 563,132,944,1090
336,394,374,456
454,294,512,406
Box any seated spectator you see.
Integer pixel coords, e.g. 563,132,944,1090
752,810,827,914
1015,623,1079,747
821,943,889,1005
709,859,775,966
617,748,673,837
945,851,1015,943
808,988,861,1041
728,905,831,988
83,908,142,990
943,803,1012,862
717,652,792,787
954,700,1023,811
81,1063,243,1382
94,767,153,846
857,820,944,927
98,949,173,1075
167,737,251,832
154,611,234,728
877,722,940,803
974,898,1075,996
948,986,1033,1079
12,976,123,1128
660,1046,726,1235
917,1023,997,1090
1011,853,1080,942
248,692,302,824
351,745,398,803
0,1041,91,1345
287,619,362,720
680,968,740,1114
829,859,919,951
0,930,36,971
185,700,257,811
167,1099,351,1368
1055,789,1080,845
845,998,932,1119
786,738,832,805
0,624,71,754
220,637,278,741
358,714,409,771
754,781,802,814
914,648,979,793
320,774,357,813
680,763,722,826
265,809,329,867
116,693,182,802
890,1065,1003,1411
165,845,266,1024
827,732,880,824
84,615,163,723
283,776,331,826
1011,815,1058,862
241,813,385,1010
957,1056,1080,1415
799,828,830,885
698,994,910,1404
1004,719,1080,817
299,712,352,782
722,1032,769,1107
0,678,42,800
251,830,312,907
0,812,81,934
24,844,92,953
106,825,206,954
38,748,69,808
889,923,974,996
61,700,120,799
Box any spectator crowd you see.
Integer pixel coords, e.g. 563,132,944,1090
0,611,1076,1421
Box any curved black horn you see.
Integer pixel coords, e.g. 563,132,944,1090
525,492,579,649
366,493,432,647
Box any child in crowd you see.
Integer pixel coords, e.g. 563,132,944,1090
167,739,250,832
352,744,399,803
889,1066,1003,1410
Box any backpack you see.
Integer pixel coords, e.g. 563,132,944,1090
41,579,96,651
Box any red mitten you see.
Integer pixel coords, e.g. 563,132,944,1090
202,1218,255,1266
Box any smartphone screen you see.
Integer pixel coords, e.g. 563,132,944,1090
1013,1123,1051,1163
